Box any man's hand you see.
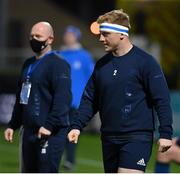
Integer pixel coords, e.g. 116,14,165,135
38,127,51,139
4,128,14,143
158,138,172,152
68,129,80,144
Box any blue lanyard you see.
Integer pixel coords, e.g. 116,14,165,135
26,51,53,80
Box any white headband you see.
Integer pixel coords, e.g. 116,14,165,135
100,23,129,36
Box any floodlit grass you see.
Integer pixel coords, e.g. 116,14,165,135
0,128,179,172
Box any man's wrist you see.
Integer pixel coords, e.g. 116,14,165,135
159,132,172,140
70,125,81,132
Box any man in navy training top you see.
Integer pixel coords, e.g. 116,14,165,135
68,9,173,173
4,22,72,173
58,25,94,170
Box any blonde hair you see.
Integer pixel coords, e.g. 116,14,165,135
97,9,131,29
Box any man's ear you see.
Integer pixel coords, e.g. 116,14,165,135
120,34,125,40
47,36,54,44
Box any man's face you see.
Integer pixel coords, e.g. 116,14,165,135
63,32,78,46
99,32,122,52
29,22,54,54
30,24,50,43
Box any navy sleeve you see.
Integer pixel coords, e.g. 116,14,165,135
8,78,23,130
44,58,72,131
142,57,173,139
71,69,98,131
8,60,29,130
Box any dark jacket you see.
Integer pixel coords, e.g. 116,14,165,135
9,51,72,133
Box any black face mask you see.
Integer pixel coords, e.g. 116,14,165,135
30,38,48,53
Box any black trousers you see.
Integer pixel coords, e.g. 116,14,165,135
21,127,68,173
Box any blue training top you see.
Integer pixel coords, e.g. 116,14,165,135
57,48,94,109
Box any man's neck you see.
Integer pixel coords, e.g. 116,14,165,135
61,42,82,50
35,46,52,59
112,40,133,57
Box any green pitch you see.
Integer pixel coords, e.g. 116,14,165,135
0,128,179,172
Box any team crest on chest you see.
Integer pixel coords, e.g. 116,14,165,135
113,69,118,76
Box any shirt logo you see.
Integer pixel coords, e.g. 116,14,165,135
41,141,48,154
113,69,117,76
137,158,146,166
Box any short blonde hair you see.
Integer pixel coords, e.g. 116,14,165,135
97,9,131,29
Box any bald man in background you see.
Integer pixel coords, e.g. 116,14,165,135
4,22,72,172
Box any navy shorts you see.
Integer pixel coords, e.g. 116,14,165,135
101,133,153,173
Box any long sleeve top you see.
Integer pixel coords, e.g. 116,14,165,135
8,51,72,132
71,46,173,139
